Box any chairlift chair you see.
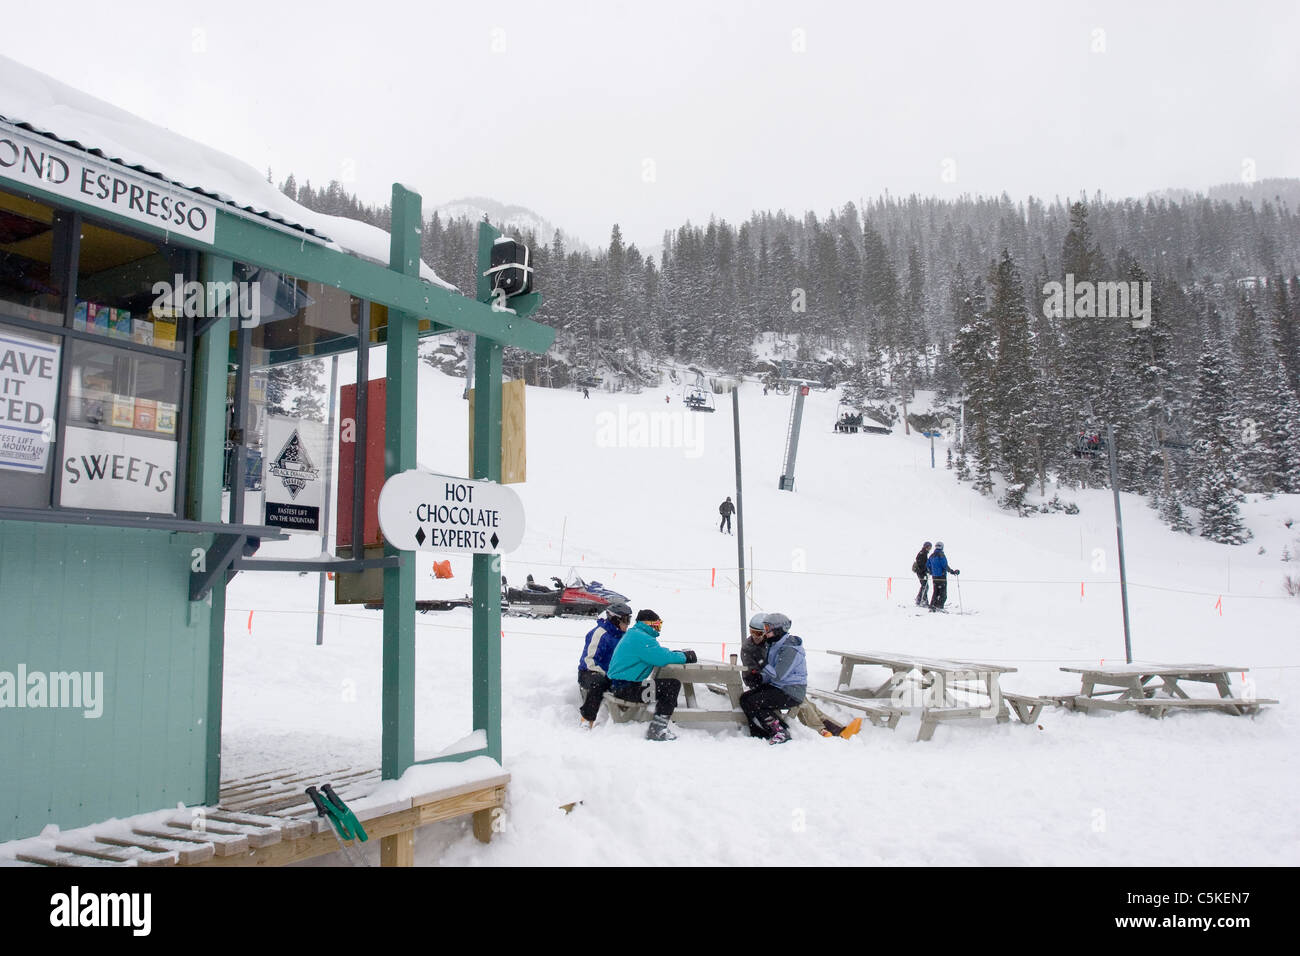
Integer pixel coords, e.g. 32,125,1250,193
833,402,863,434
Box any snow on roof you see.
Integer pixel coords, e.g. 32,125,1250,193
0,54,455,290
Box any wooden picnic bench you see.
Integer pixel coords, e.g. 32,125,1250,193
828,649,1020,741
603,661,749,725
806,688,905,729
1059,664,1276,718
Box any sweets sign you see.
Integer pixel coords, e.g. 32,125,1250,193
0,330,60,474
0,123,217,245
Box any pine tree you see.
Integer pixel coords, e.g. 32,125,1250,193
1192,350,1250,544
987,251,1037,512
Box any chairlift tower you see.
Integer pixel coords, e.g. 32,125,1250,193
778,381,812,491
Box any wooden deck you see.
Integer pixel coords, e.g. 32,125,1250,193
1,764,509,868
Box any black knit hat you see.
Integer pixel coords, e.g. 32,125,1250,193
636,609,661,622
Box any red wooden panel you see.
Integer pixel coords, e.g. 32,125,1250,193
336,379,386,551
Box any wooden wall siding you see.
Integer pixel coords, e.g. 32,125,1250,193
0,522,211,841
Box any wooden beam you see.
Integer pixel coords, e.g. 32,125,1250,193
3,172,554,353
381,184,420,782
380,833,414,867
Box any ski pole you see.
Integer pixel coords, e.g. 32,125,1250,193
957,577,963,614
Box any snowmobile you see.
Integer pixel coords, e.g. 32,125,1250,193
502,573,629,617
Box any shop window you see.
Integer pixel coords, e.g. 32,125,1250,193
74,220,190,352
0,323,61,507
60,337,182,514
0,190,70,328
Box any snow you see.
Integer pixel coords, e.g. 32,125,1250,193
218,363,1300,866
0,54,454,290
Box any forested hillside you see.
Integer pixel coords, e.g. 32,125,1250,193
275,174,1300,540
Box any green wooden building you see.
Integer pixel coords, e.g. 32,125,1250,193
0,55,550,843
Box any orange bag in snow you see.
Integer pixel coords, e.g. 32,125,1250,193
433,560,453,579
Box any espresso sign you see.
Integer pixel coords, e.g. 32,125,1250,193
61,425,177,514
0,123,217,246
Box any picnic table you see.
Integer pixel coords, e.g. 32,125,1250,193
1056,664,1276,717
828,649,1024,740
603,661,748,725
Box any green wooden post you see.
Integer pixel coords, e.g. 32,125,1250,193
381,185,421,779
472,222,505,762
194,255,233,804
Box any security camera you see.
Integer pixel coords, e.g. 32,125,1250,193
484,237,534,297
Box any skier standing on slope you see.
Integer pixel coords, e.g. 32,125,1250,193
607,610,697,741
912,541,933,607
741,613,860,739
927,542,960,612
719,496,735,534
576,602,632,728
739,612,807,745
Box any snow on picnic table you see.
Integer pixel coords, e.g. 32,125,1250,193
225,364,1300,867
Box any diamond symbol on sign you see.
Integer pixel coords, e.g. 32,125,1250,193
490,533,500,549
415,528,426,546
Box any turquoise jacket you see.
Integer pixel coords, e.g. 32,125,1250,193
607,621,687,682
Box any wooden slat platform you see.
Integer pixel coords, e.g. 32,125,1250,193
1,765,510,868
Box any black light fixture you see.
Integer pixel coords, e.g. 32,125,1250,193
485,237,533,298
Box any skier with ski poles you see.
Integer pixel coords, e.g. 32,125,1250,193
719,496,735,534
577,602,633,728
926,542,960,612
912,541,933,607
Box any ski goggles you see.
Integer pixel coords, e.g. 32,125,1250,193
644,619,663,632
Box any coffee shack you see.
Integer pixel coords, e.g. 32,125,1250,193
0,53,550,854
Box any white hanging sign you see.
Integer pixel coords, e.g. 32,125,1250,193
377,470,524,554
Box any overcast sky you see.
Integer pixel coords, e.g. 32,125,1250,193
3,0,1297,250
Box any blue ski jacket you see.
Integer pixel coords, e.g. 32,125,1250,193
578,617,624,676
927,552,958,578
761,632,808,702
607,621,687,682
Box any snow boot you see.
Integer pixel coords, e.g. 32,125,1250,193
645,715,677,741
766,718,791,745
839,718,864,739
579,717,594,730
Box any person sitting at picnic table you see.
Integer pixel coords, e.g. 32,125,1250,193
739,612,806,745
741,613,861,739
577,602,632,729
607,609,697,741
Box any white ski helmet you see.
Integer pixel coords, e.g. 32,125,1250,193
764,612,792,635
935,541,944,551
